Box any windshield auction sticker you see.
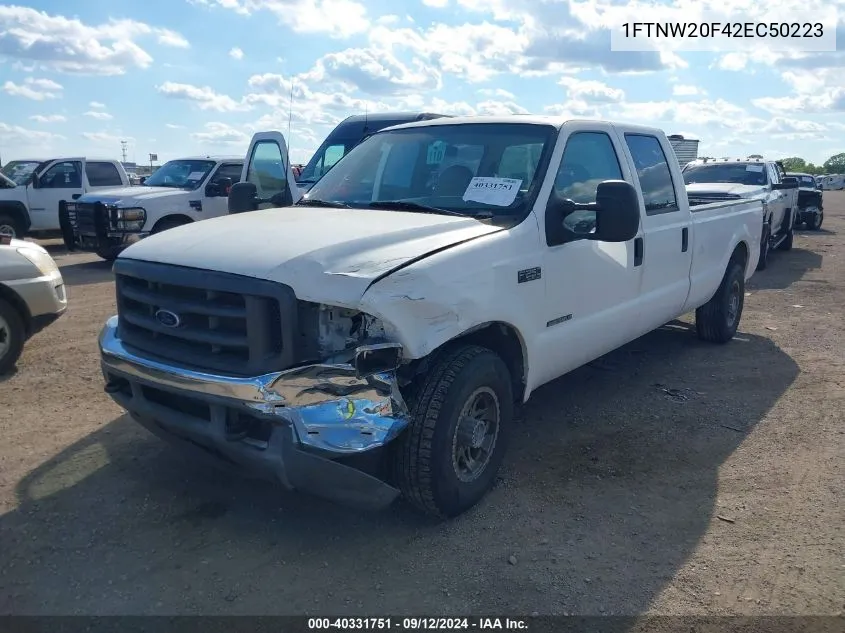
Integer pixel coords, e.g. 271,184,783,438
462,177,522,206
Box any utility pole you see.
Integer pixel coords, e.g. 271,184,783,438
121,140,128,163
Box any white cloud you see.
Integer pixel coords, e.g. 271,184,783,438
2,76,63,100
229,47,244,60
375,15,400,25
89,101,106,109
156,81,252,112
84,110,114,120
478,88,516,100
29,114,66,123
81,132,135,144
672,84,706,97
0,121,64,145
0,6,189,75
191,122,250,146
558,76,624,103
191,0,369,38
165,123,184,129
422,0,449,6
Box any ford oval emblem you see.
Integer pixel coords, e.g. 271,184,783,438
155,309,181,328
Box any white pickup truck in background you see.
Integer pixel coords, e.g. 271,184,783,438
97,116,762,518
62,156,243,260
0,157,130,238
682,158,799,270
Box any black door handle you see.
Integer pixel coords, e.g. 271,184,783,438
72,194,82,200
634,237,644,266
681,227,689,252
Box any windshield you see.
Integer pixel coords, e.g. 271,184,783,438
301,123,556,218
800,176,816,187
143,159,216,189
1,160,47,186
298,139,356,183
683,163,768,186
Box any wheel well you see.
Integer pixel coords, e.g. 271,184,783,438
730,241,749,269
448,322,527,402
152,214,193,233
0,283,32,335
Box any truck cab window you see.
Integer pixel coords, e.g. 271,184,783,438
86,161,123,187
624,134,678,215
555,132,623,204
314,144,346,179
247,140,288,199
40,161,82,188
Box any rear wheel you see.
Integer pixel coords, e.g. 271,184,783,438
393,345,513,518
0,298,26,375
756,223,770,271
696,261,745,344
0,213,22,239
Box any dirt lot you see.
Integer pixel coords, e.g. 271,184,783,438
1,196,843,617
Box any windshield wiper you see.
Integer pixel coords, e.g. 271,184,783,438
367,200,469,217
295,198,352,208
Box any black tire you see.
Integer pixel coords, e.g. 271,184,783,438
0,213,23,239
756,223,770,271
0,298,26,375
393,345,513,518
778,219,794,251
696,260,745,344
95,246,123,261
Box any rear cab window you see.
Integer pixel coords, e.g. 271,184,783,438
86,161,124,187
624,134,678,215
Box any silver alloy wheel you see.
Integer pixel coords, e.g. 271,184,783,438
0,313,10,359
452,386,501,483
0,222,15,238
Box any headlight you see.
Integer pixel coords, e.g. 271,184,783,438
115,207,146,231
17,247,59,276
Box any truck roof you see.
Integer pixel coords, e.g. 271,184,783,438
379,115,667,136
339,112,449,124
170,155,243,161
688,157,773,164
13,157,122,162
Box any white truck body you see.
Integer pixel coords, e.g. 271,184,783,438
0,158,130,237
98,116,763,517
63,156,243,260
682,158,799,270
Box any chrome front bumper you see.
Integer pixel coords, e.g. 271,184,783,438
98,316,410,509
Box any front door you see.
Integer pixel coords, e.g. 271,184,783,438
27,159,85,231
536,125,645,387
203,163,243,218
242,132,302,209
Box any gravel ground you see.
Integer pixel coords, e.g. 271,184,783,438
0,195,843,616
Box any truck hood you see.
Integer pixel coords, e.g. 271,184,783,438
120,206,504,305
78,186,190,205
685,182,766,198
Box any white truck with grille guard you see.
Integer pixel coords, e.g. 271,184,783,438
61,156,244,260
98,117,763,517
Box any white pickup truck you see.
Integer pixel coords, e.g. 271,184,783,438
62,156,243,260
682,158,799,271
97,117,762,518
0,157,131,238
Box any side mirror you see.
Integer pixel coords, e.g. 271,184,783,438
228,182,259,214
546,180,640,245
207,177,232,198
139,176,147,185
269,187,294,208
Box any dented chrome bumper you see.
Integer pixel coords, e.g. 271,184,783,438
98,316,410,509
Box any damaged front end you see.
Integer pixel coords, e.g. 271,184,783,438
98,308,411,510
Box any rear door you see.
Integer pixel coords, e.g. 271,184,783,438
27,158,86,231
618,130,693,331
241,132,302,209
766,162,788,229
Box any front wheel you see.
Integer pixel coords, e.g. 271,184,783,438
0,298,26,375
778,223,794,251
95,245,123,261
393,345,513,518
696,261,745,344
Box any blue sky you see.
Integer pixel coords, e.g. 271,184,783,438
0,0,842,166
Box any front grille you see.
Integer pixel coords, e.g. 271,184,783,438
114,259,299,376
70,202,109,236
